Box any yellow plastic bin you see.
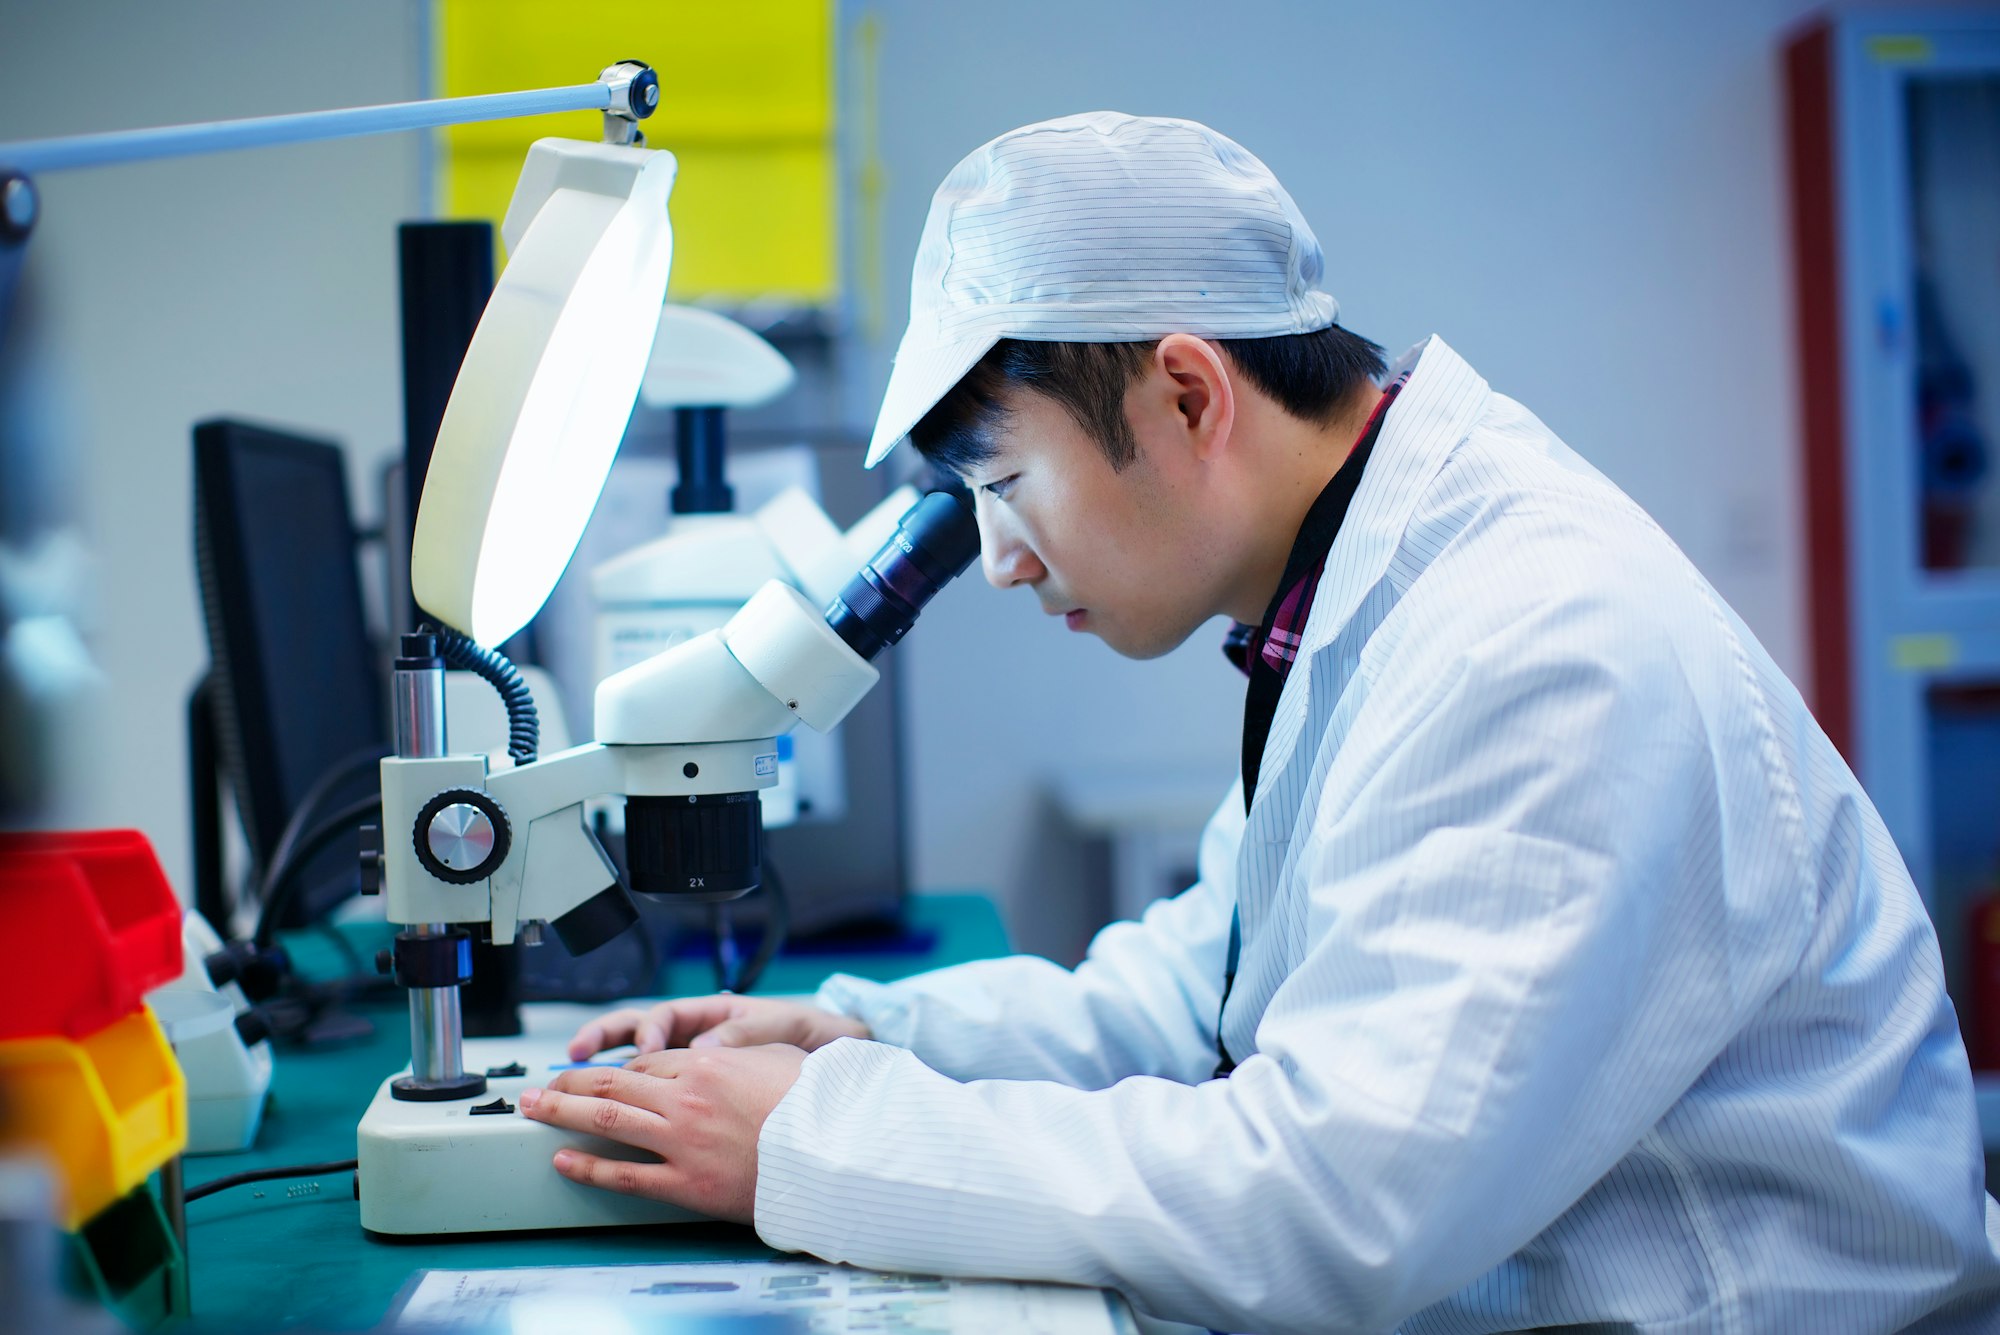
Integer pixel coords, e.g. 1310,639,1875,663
0,1007,188,1230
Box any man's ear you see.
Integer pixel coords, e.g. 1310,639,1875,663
1151,334,1235,461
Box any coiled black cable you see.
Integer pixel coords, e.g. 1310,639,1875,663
430,625,538,765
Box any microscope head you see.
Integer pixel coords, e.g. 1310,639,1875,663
601,491,980,905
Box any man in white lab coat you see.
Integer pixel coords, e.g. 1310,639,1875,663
520,113,2000,1333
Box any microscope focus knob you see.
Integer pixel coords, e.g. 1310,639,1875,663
358,823,383,895
412,789,511,885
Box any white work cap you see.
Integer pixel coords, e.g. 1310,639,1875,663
866,110,1341,468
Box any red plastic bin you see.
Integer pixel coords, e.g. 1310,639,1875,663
0,830,183,1041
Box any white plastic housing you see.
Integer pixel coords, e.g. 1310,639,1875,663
724,582,879,733
591,513,788,606
412,139,677,646
147,911,272,1154
594,629,797,744
379,753,492,927
751,488,848,606
750,484,923,609
639,304,796,409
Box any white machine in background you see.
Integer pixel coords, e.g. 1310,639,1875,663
145,911,272,1155
592,304,915,828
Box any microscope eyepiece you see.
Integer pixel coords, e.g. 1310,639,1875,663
826,490,980,662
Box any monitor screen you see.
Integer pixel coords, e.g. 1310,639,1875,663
193,419,384,926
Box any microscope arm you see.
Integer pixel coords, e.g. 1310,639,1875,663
382,579,881,945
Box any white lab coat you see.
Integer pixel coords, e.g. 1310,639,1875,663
754,337,2000,1334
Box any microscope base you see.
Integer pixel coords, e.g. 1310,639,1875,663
355,1035,703,1235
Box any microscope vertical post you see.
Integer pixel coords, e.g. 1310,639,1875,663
387,634,485,1102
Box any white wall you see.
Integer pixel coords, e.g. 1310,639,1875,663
0,1,425,886
844,0,1831,956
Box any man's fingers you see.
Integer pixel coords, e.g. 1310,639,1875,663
565,1020,607,1062
568,995,781,1060
690,1018,760,1048
634,1012,669,1053
550,1147,680,1203
547,1065,675,1112
566,1008,642,1061
625,1048,693,1078
658,997,741,1048
519,1083,671,1153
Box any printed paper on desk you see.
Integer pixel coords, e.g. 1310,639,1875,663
390,1259,1140,1333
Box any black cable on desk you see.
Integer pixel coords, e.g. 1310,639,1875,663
730,858,789,993
252,794,383,948
184,1158,358,1203
707,859,790,994
244,744,387,932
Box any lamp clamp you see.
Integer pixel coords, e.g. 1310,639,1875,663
599,60,659,145
1,172,36,244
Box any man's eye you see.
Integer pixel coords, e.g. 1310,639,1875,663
982,475,1018,500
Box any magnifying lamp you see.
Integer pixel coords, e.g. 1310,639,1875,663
410,139,677,647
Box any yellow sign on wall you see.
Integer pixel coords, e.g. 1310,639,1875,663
437,0,836,304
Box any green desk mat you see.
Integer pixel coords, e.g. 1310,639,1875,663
181,894,1006,1332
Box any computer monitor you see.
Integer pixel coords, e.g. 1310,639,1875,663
192,419,385,928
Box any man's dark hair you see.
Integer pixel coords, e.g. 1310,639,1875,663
909,325,1388,476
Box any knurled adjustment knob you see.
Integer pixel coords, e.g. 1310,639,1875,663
412,789,510,885
358,822,383,895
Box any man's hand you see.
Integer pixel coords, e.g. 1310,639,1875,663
518,1043,808,1224
565,994,869,1061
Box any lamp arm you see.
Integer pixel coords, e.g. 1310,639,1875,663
0,62,658,176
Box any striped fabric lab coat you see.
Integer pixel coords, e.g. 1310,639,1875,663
756,336,2000,1334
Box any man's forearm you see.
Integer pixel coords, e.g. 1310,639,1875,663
815,878,1231,1089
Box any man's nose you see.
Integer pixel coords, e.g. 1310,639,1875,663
977,511,1044,591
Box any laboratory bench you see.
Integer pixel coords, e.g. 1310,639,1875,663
177,893,1008,1331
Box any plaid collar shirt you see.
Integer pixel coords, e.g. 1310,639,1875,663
1225,373,1406,802
1213,372,1403,1076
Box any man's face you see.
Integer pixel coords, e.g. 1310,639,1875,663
961,386,1232,660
